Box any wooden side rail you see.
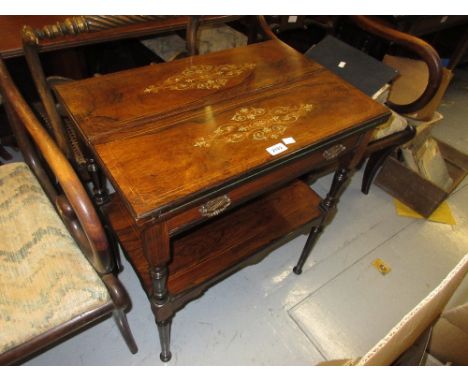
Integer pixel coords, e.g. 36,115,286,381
0,57,113,275
350,16,443,114
22,16,170,42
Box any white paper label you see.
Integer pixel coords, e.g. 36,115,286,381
282,137,296,145
338,61,347,68
288,16,298,23
266,143,288,156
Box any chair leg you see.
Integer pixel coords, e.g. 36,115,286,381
361,147,395,195
361,125,417,195
113,309,138,354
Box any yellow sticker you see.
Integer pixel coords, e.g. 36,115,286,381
372,258,391,275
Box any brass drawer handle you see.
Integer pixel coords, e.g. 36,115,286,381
199,195,232,217
323,144,346,160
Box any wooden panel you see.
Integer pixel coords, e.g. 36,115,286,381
57,40,389,220
0,15,239,58
55,40,324,142
104,180,322,295
166,133,362,234
94,70,387,219
0,16,69,57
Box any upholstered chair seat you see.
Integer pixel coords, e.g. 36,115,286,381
370,110,408,141
0,162,110,355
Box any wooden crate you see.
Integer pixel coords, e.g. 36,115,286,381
375,139,468,218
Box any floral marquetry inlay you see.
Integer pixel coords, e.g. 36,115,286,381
144,63,256,94
193,104,314,148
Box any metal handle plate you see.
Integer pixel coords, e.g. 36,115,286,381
323,144,346,160
199,195,232,218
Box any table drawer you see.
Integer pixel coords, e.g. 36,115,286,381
166,132,363,235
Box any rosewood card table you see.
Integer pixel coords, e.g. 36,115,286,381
54,39,390,362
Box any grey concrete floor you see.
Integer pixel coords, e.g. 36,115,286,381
16,66,468,366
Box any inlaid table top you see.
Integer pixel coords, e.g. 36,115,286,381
55,39,389,220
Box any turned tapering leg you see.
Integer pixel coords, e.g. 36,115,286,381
294,167,351,274
150,264,174,362
156,318,173,362
293,226,322,275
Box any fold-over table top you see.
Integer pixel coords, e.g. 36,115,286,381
55,40,390,220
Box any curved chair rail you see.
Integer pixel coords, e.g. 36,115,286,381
350,16,443,114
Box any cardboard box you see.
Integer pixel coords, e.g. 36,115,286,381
375,138,468,218
428,272,468,365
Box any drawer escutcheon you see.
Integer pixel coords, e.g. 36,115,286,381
323,144,347,160
199,195,232,217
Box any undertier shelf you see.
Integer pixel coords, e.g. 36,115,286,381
104,180,322,296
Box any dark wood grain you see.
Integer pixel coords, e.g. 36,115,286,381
55,40,389,220
55,40,324,142
165,133,362,235
105,180,321,296
168,180,321,295
0,15,240,58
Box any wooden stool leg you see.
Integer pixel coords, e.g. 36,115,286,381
294,167,350,274
113,309,138,354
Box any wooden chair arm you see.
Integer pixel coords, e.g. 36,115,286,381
350,16,443,115
0,57,113,275
257,16,283,42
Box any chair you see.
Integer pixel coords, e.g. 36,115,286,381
258,15,443,194
0,56,137,365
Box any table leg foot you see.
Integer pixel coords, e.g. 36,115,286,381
160,351,172,363
292,266,302,275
